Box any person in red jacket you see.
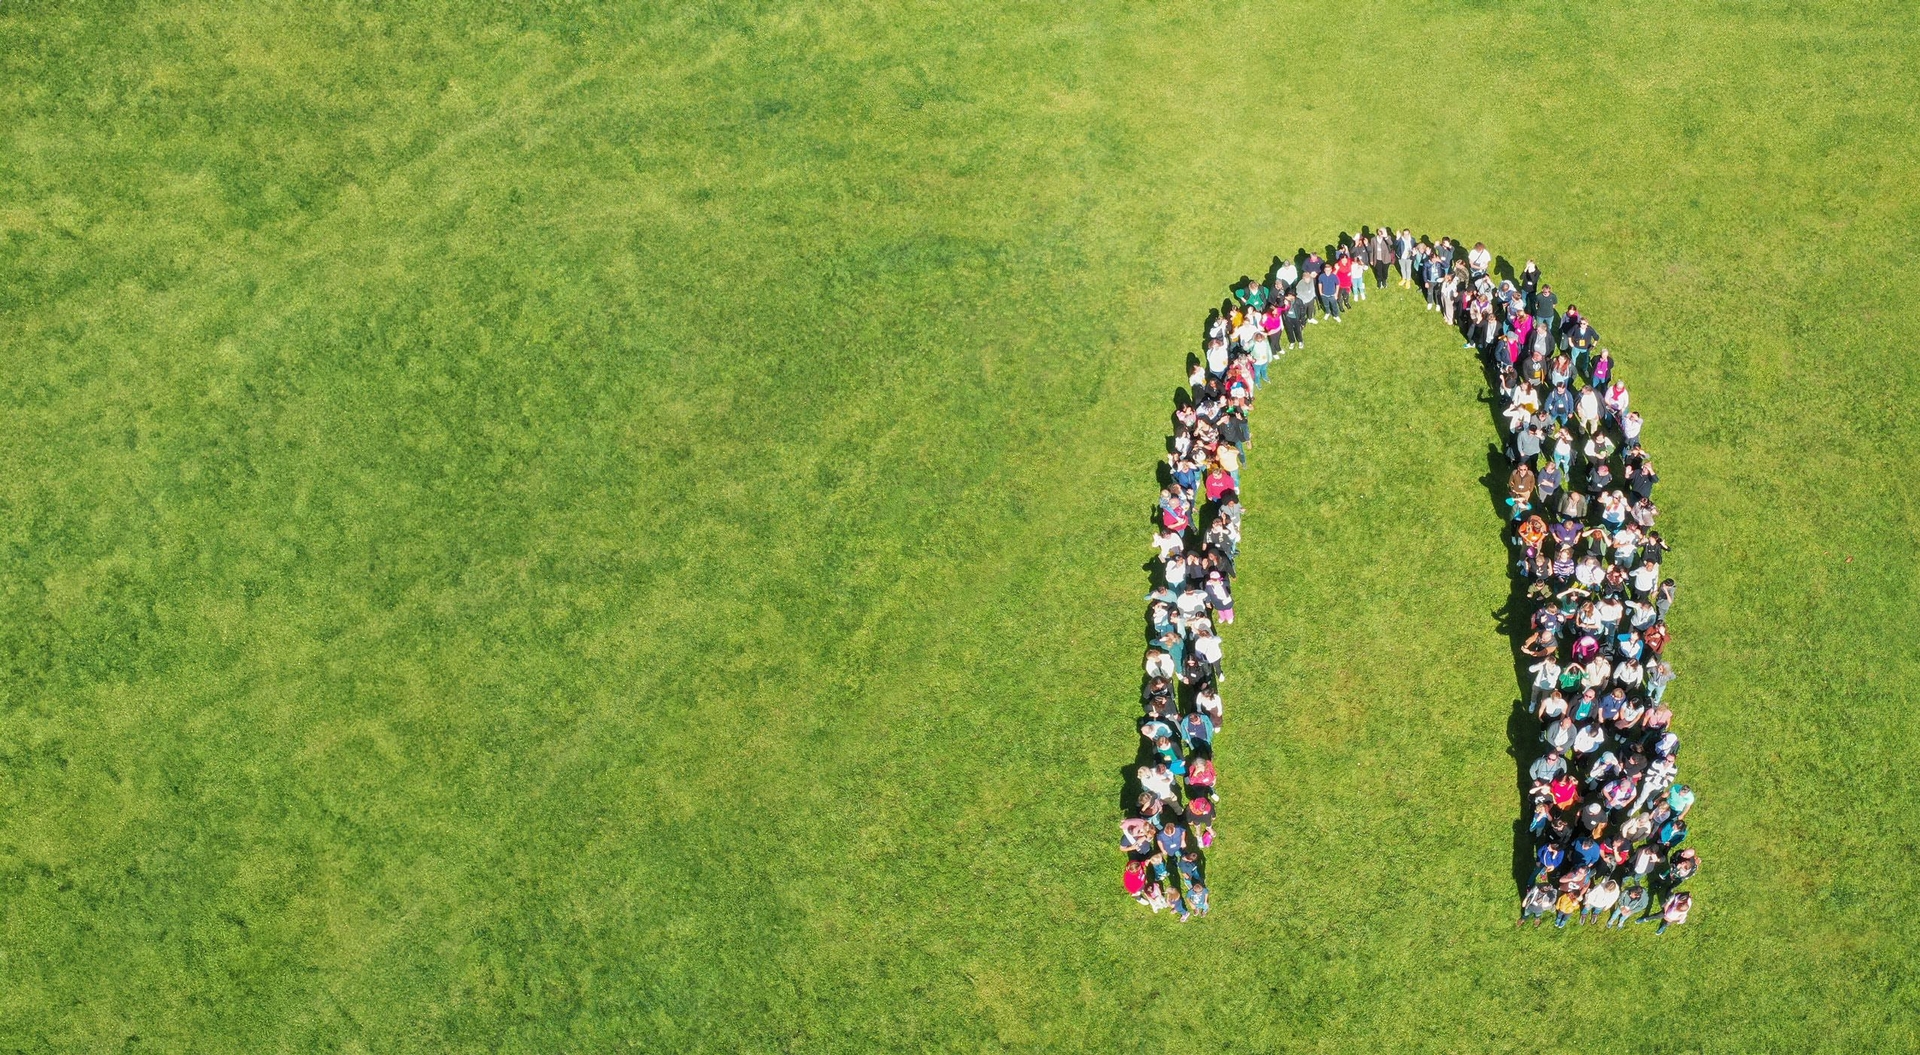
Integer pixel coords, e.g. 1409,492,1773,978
1124,860,1150,906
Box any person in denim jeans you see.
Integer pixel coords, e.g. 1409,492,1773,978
1519,884,1556,926
1646,659,1675,703
1582,878,1619,924
1316,267,1342,321
1654,892,1692,934
1609,883,1650,927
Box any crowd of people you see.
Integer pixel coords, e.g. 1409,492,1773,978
1121,229,1696,932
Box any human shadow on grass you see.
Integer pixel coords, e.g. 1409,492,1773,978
1115,322,1232,900
1476,384,1544,897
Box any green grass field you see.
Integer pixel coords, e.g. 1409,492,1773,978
3,1,1917,1050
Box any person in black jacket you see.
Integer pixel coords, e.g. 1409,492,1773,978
1279,292,1305,350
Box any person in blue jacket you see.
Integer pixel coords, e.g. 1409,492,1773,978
1316,266,1342,321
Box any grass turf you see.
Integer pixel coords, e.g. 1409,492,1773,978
1,0,1917,1050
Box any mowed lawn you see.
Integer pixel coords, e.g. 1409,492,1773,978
2,1,1916,1051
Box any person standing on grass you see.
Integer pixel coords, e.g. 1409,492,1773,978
1646,658,1675,704
1185,882,1210,918
1317,265,1342,322
1553,887,1581,928
1461,240,1487,276
1186,794,1215,848
1192,628,1223,684
1564,313,1599,375
1520,884,1556,926
1533,281,1558,331
1274,256,1299,296
1204,571,1234,625
1138,763,1178,805
1185,755,1217,802
1195,683,1223,730
1654,577,1677,620
1667,783,1695,818
1256,309,1280,378
1665,847,1699,887
1582,878,1620,924
1610,883,1649,927
1281,291,1306,350
1654,891,1692,934
1507,470,1538,525
1423,250,1447,309
1529,655,1562,705
1176,848,1203,890
1156,819,1186,864
1179,710,1214,755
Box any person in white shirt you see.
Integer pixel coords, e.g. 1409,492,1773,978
1597,597,1625,637
1582,878,1620,924
1206,338,1229,379
1529,656,1561,703
1137,764,1177,803
1615,657,1645,689
1611,526,1641,565
1584,654,1612,690
1145,648,1175,681
1163,553,1187,588
1175,588,1207,620
1542,716,1576,753
1195,685,1223,729
1468,241,1493,274
1575,387,1602,434
1635,756,1679,811
1152,528,1183,562
1626,598,1657,630
1572,722,1606,756
1192,630,1224,681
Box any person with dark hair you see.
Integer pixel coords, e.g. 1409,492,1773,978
1280,291,1306,350
1654,891,1692,934
1123,235,1691,928
1371,228,1394,288
1610,883,1650,927
1317,265,1342,321
1520,883,1556,926
1533,282,1558,332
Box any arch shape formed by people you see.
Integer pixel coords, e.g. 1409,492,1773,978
1121,228,1696,931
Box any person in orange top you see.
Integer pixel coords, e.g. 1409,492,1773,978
1517,514,1548,551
